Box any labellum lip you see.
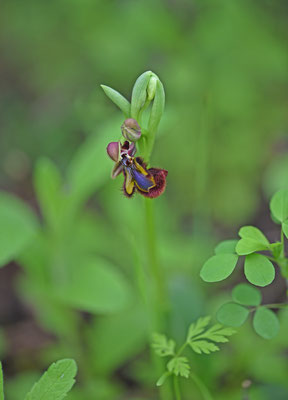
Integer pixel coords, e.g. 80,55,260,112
122,158,167,199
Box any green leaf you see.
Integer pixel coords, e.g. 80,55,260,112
156,372,171,387
130,71,153,119
0,192,38,267
232,283,262,306
167,357,190,378
236,226,270,255
24,359,77,400
196,324,236,343
214,240,238,254
100,85,130,117
56,257,132,314
187,317,235,354
0,362,4,400
200,254,238,282
270,189,288,222
152,333,175,357
90,305,148,374
216,302,249,327
148,78,165,135
189,340,219,355
34,158,63,229
244,254,275,287
253,308,280,339
186,316,211,341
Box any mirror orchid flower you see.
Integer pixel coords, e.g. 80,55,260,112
107,140,168,198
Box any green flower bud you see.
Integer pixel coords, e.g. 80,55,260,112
121,118,141,142
147,75,158,101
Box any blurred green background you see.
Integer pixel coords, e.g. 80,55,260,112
1,0,288,399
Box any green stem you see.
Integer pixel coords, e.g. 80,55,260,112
263,303,288,309
173,375,182,400
250,303,288,312
190,372,214,400
144,198,166,320
281,227,285,258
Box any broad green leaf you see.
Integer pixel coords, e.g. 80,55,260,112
187,316,211,341
57,257,132,314
130,71,153,119
0,192,38,267
239,226,270,245
167,357,190,378
216,302,249,327
152,334,175,357
270,189,288,222
89,305,148,374
282,221,288,240
253,308,280,339
214,240,238,254
34,158,63,229
236,226,270,255
244,254,275,287
200,254,238,282
24,359,77,400
100,85,130,117
232,283,262,306
67,117,122,209
0,362,4,400
189,340,219,355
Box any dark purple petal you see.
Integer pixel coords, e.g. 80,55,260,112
107,142,120,162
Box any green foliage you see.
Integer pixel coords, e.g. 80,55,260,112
232,283,262,306
215,285,283,340
201,189,287,345
0,360,77,400
151,334,175,357
56,257,132,314
200,254,238,282
270,189,288,223
130,71,153,120
236,226,270,255
24,359,77,400
214,240,238,255
0,192,38,267
152,316,235,385
34,158,64,231
100,85,130,117
216,303,250,327
88,305,148,375
244,254,275,287
167,357,190,378
253,308,280,339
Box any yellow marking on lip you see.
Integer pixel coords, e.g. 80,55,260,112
125,171,135,195
133,159,156,192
